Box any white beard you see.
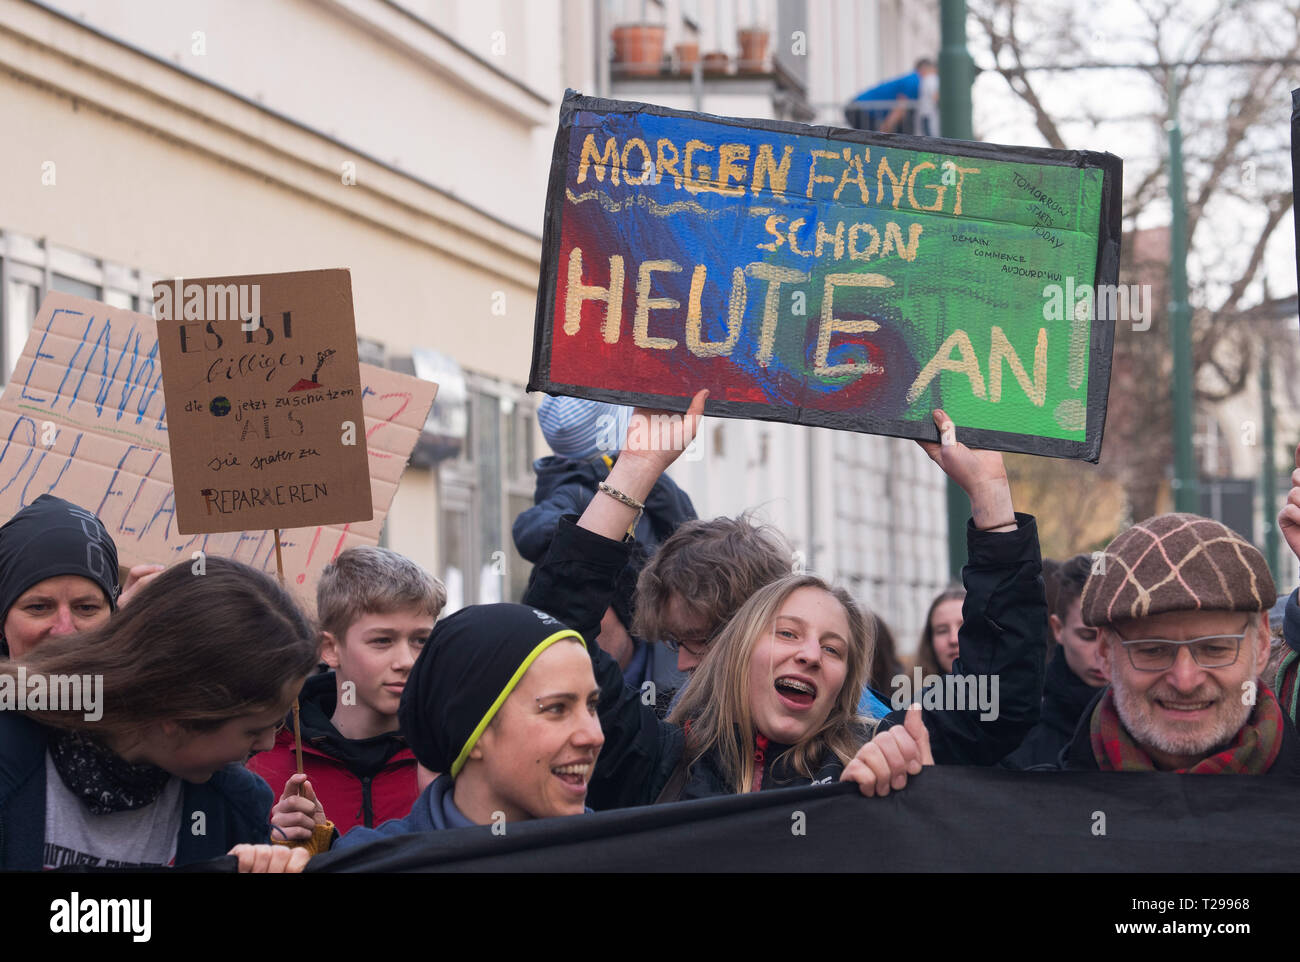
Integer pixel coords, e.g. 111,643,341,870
1110,655,1256,761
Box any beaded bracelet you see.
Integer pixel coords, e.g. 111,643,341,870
597,481,645,511
598,482,645,541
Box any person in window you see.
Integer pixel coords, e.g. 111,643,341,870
845,58,939,135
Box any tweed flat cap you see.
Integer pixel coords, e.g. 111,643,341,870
1081,513,1276,626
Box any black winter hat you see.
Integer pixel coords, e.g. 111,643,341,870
398,603,585,777
0,495,120,654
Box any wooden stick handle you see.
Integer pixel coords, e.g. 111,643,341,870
271,527,306,793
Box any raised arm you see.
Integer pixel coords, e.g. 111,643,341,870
577,390,707,542
877,409,1045,764
521,390,707,809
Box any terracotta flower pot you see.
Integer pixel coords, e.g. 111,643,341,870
737,27,769,73
612,24,666,77
674,41,700,74
702,51,730,75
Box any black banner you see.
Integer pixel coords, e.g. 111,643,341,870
307,767,1300,872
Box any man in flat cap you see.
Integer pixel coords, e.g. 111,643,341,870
1042,513,1300,774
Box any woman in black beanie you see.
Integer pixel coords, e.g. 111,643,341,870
0,495,121,658
275,602,605,850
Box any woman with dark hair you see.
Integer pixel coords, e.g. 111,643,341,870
916,586,966,677
0,557,320,871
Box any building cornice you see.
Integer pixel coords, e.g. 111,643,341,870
0,0,543,289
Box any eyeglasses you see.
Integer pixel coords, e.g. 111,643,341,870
661,627,720,658
1116,633,1246,672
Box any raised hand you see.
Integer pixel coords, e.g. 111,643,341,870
917,409,1016,533
119,564,166,606
270,773,327,842
840,703,934,797
578,388,708,543
617,388,709,477
1278,443,1300,568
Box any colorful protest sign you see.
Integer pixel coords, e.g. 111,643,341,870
0,291,436,596
153,269,371,533
529,92,1123,460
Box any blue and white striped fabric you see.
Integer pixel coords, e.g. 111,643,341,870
537,396,633,460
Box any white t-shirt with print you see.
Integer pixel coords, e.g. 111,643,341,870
43,752,183,869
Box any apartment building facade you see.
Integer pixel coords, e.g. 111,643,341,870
1,0,949,650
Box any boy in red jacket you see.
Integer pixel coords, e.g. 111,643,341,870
247,546,445,840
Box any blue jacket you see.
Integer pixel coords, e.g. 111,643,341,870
857,687,892,719
0,713,271,870
512,455,697,565
332,773,466,851
332,774,594,851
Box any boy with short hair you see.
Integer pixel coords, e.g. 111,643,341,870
1001,553,1101,769
247,546,445,840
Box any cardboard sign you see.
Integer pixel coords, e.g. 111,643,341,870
153,269,372,533
0,291,436,594
529,92,1124,461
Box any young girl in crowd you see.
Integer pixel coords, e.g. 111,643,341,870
0,557,319,871
916,585,966,676
523,391,1045,808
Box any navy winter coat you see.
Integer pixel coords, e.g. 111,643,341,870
0,714,271,870
512,456,697,564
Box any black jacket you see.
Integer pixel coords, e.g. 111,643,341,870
522,513,1046,810
0,714,270,870
1028,687,1300,774
871,514,1045,763
1000,649,1101,770
512,456,697,565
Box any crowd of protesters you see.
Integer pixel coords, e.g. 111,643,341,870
2,388,1299,873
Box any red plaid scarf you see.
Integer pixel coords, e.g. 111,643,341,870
1089,683,1284,774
